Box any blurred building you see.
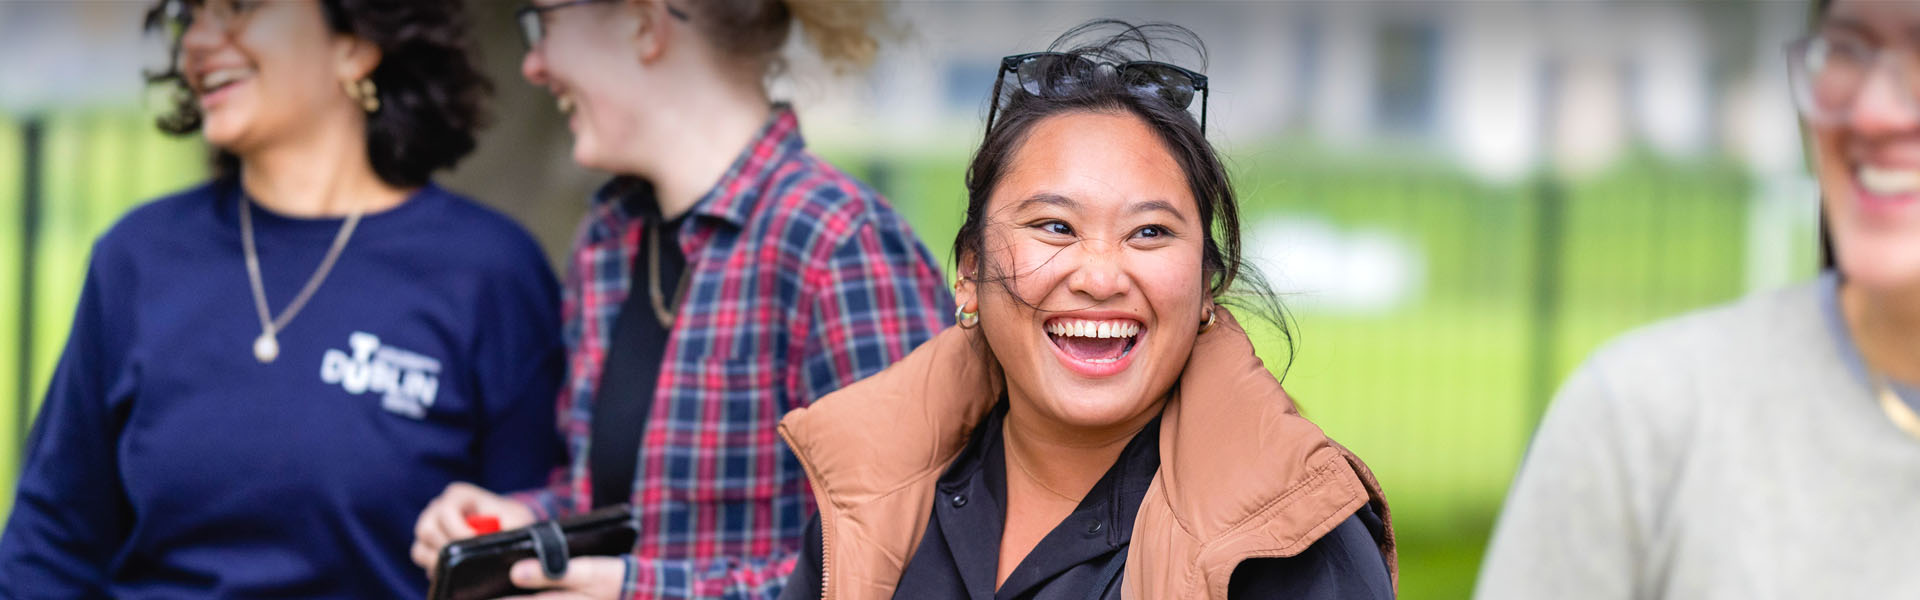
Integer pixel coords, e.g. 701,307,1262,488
798,1,1809,176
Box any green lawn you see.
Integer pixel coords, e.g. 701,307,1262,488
0,115,1807,599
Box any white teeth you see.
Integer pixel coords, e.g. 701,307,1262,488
556,94,576,115
200,68,249,91
1860,165,1920,196
1044,319,1140,339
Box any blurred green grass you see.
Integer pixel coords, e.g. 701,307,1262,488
0,115,1802,600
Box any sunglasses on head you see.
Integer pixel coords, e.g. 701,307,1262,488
985,51,1210,138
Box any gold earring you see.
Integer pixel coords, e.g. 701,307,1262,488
344,78,379,113
955,304,979,329
1199,305,1217,334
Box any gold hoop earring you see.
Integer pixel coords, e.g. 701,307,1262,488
1199,305,1217,334
955,304,980,329
344,78,379,113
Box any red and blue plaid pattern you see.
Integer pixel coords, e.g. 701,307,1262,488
511,107,953,599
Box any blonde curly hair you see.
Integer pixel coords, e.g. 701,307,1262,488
687,0,887,74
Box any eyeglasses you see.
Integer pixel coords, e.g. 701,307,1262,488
143,0,268,82
146,0,266,45
1786,32,1920,125
516,0,689,50
984,52,1210,139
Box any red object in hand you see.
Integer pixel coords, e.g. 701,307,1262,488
465,514,501,535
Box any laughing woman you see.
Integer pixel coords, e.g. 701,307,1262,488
0,0,562,597
1479,0,1920,597
777,22,1396,600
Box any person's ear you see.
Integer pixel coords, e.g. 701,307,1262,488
332,33,381,84
955,250,980,320
629,0,672,64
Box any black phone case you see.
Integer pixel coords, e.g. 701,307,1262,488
427,504,640,600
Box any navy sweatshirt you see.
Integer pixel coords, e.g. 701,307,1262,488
0,180,565,598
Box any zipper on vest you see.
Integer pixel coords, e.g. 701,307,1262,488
780,421,836,599
820,520,833,599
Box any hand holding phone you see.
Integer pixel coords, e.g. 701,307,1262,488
427,504,639,600
412,482,536,573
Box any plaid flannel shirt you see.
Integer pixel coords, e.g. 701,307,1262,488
510,107,953,599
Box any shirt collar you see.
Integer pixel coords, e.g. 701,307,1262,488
930,401,1159,598
1819,269,1920,404
939,401,1160,539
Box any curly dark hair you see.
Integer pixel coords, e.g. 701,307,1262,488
142,0,491,188
954,20,1293,365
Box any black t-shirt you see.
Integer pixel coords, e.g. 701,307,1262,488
590,189,689,509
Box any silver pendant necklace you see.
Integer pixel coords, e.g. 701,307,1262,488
241,195,362,363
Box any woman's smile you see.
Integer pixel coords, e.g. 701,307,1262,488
1852,163,1920,222
192,65,254,112
1043,314,1144,377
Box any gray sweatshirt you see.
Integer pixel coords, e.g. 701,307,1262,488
1477,274,1920,599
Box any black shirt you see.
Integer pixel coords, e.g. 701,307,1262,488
590,181,689,509
781,401,1395,599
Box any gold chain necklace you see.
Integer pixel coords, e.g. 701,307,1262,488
1003,436,1082,503
1871,372,1920,440
241,196,362,363
646,218,693,326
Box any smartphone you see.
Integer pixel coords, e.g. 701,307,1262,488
427,504,639,600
